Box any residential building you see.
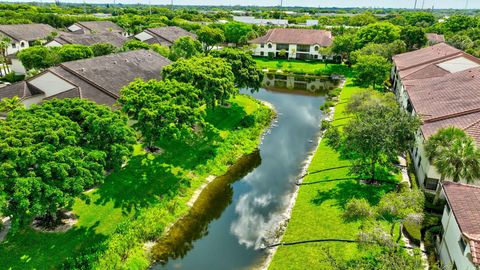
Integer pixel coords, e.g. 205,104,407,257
233,16,288,26
67,21,129,37
134,26,197,46
0,24,57,55
0,50,171,107
392,43,480,191
438,182,480,270
426,33,445,45
45,32,128,48
248,28,333,60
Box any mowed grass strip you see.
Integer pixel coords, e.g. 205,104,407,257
269,81,399,269
0,95,268,270
254,58,353,76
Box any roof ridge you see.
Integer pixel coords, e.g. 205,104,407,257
58,64,119,99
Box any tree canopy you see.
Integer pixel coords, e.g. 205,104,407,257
210,48,263,90
197,26,225,53
224,21,253,45
119,79,204,147
355,22,401,48
162,56,236,108
353,54,391,89
168,36,203,61
0,98,135,225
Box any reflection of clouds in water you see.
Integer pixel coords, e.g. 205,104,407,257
230,192,290,249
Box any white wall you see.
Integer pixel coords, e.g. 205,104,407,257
251,42,327,60
5,40,29,55
440,205,477,270
44,40,63,47
68,24,82,32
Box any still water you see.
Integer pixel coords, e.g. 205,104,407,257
152,88,325,270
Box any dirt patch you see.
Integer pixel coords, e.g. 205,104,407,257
31,211,78,233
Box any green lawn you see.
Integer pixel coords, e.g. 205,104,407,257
254,58,352,76
0,95,272,270
269,81,401,269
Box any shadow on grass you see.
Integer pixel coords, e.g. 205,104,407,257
93,155,190,215
0,221,105,269
311,180,396,209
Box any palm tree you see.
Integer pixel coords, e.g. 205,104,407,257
0,96,23,114
0,37,11,76
425,127,480,204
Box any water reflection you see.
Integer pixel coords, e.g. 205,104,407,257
152,150,261,263
153,89,325,270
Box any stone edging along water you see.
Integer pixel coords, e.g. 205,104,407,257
259,79,346,270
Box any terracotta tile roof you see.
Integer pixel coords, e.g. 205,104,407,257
405,68,480,123
0,23,57,42
248,28,333,46
393,43,462,71
426,33,445,44
443,182,480,265
144,26,197,45
421,112,480,140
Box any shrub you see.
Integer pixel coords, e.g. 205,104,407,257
343,198,374,221
1,72,24,83
321,119,331,131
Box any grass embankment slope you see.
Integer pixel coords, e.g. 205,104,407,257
0,95,273,270
269,81,401,269
254,58,352,76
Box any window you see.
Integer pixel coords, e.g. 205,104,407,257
445,202,451,214
260,44,264,48
267,43,273,49
414,147,418,157
297,44,310,52
276,44,289,50
11,43,16,48
260,52,264,56
20,42,25,48
417,156,422,168
458,237,467,254
425,178,439,190
314,45,320,51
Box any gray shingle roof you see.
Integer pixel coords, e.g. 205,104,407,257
144,26,197,45
72,21,123,34
53,32,127,47
0,24,57,42
0,50,172,106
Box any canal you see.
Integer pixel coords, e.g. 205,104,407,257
151,88,326,270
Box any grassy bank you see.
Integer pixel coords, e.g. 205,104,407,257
254,58,352,76
0,95,274,270
268,81,401,269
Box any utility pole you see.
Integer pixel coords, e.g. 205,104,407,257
421,0,425,9
414,0,418,9
465,0,469,9
149,0,152,15
171,0,174,10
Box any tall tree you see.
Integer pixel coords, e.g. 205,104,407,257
400,26,427,51
162,56,236,108
224,21,253,45
118,79,204,148
168,36,203,61
330,33,357,64
353,54,391,89
197,26,225,53
425,127,480,204
210,48,263,90
57,44,94,62
31,98,136,170
355,22,401,48
326,94,420,181
0,109,106,226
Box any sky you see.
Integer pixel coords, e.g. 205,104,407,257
4,0,480,9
